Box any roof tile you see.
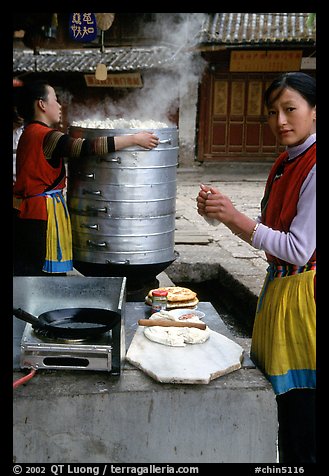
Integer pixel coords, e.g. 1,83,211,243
198,13,315,45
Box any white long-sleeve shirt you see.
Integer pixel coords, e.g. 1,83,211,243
13,125,24,183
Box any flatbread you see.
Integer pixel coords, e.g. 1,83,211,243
145,295,199,309
147,286,197,302
144,326,210,347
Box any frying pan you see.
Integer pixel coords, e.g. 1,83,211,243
13,307,121,339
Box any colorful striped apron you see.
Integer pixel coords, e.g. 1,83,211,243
41,190,73,273
250,262,316,395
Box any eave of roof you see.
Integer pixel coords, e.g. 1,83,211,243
197,12,316,46
13,46,178,74
13,13,316,74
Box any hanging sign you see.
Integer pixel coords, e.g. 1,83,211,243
69,13,97,42
84,73,143,88
230,50,303,72
301,57,316,70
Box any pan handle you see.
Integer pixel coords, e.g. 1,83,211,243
12,307,44,329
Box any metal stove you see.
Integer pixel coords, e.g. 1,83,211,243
14,276,127,375
20,323,122,374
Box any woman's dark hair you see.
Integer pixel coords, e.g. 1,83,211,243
15,80,50,123
13,106,23,125
264,72,316,109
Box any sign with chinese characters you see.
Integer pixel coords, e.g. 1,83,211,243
84,73,143,88
230,50,302,72
301,57,316,70
69,13,97,42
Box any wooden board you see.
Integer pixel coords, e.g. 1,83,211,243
126,327,244,384
175,230,211,244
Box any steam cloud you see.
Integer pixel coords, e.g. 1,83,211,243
65,13,208,127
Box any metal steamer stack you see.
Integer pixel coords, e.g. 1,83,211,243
67,125,179,298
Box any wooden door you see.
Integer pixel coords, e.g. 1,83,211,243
197,71,284,162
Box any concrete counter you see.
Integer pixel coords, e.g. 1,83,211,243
13,302,277,464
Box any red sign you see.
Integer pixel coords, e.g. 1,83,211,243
84,73,143,88
230,50,303,72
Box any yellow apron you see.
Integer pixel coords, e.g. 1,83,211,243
42,190,73,273
250,264,316,395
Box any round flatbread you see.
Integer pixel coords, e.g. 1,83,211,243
147,286,197,302
143,326,210,347
145,295,199,309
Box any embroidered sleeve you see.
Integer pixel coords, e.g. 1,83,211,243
43,130,115,162
43,130,65,159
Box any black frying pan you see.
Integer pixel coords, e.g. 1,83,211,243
13,307,121,339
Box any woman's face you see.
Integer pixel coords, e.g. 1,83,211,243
266,87,316,147
41,85,62,126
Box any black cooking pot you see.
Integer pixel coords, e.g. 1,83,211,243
13,307,121,339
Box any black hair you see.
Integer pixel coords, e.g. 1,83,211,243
13,106,23,125
264,72,316,109
15,80,51,123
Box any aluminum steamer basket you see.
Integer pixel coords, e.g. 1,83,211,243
67,126,178,277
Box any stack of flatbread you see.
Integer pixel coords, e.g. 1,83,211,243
145,286,199,309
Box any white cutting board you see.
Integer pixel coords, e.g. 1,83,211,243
126,327,244,384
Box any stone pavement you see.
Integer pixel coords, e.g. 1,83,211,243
165,162,273,309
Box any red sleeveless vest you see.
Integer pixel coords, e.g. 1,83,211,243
13,123,65,220
261,142,316,265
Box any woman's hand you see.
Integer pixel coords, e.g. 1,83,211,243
133,131,159,149
114,131,159,150
196,184,257,241
196,184,237,225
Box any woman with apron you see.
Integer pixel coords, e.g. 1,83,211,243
13,80,159,276
196,72,316,463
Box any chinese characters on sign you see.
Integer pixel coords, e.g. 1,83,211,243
230,50,303,72
69,13,97,42
84,73,143,88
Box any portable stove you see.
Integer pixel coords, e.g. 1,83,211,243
20,324,124,375
14,276,127,376
20,322,123,374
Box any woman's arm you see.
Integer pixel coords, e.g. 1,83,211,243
253,165,316,265
197,165,316,265
43,130,159,165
